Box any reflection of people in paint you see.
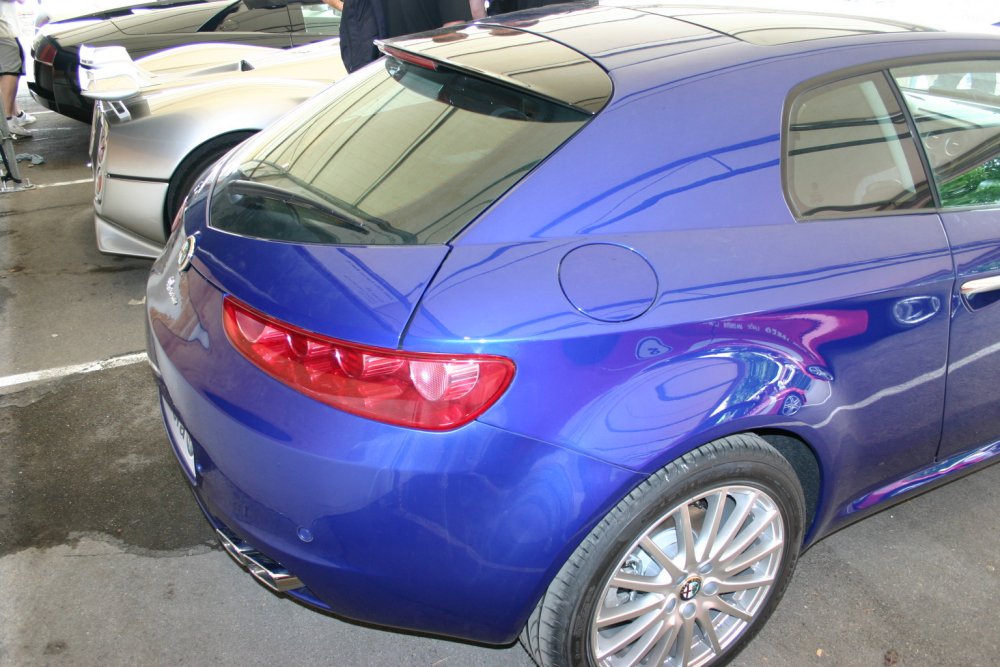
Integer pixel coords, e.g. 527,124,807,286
431,31,469,43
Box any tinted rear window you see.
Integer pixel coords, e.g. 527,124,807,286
210,55,591,246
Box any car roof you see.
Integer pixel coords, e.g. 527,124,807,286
480,3,940,68
394,2,999,106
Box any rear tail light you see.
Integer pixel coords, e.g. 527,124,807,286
36,41,58,66
223,297,515,431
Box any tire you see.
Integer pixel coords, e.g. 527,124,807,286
164,131,256,237
521,434,805,667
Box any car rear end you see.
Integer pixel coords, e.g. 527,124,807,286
146,21,635,643
29,31,66,114
31,21,127,121
31,1,233,122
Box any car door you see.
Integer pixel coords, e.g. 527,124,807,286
891,60,1000,460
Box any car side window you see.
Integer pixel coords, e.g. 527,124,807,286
892,61,1000,209
291,1,341,35
208,4,293,34
785,72,931,219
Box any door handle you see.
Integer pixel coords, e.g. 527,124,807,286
960,275,1000,299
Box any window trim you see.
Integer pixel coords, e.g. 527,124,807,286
892,59,1000,212
781,52,1000,222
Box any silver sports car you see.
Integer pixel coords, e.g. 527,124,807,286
84,39,347,258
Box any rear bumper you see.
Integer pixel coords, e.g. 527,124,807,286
28,81,58,113
155,372,636,644
146,261,639,644
28,75,92,123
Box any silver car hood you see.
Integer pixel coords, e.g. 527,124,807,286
82,39,343,103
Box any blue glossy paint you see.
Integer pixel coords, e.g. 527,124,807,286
938,208,1000,459
850,439,1000,513
147,2,1000,648
149,256,639,643
179,192,451,350
558,243,658,322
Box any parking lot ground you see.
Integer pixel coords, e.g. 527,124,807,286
0,109,148,378
2,95,999,667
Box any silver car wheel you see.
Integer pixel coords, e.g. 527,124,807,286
590,485,785,667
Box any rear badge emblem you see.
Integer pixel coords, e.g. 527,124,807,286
178,235,197,272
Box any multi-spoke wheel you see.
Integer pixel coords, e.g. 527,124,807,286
592,484,784,666
521,434,805,667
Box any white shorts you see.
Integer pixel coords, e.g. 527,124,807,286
0,38,24,76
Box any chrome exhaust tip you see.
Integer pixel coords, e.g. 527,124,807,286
216,527,304,593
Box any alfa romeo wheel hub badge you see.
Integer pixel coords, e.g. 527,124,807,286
680,576,703,601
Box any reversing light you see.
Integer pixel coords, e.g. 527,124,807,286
222,297,515,431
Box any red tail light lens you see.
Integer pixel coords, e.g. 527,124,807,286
380,45,439,71
223,297,515,431
36,41,58,66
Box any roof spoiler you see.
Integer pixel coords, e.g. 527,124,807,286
79,45,147,101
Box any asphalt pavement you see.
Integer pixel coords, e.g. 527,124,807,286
1,94,998,667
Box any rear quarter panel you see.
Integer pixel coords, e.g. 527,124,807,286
405,36,987,543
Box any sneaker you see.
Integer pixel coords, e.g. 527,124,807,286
7,117,33,138
15,110,36,125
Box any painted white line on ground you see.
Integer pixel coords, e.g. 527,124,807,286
0,351,148,391
33,178,92,189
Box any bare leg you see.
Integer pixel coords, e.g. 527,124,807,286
1,73,17,119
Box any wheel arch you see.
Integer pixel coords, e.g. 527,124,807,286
755,429,823,539
646,427,825,544
521,431,810,665
163,129,258,234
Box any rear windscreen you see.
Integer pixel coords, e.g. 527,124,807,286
210,55,592,246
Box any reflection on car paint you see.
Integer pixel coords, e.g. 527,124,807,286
851,438,1000,512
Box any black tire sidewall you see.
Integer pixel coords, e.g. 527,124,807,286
564,442,806,667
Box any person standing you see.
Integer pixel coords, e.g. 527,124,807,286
0,0,33,138
331,0,484,74
382,0,473,37
325,0,388,73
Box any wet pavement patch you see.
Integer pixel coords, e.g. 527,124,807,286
0,363,217,557
43,640,68,656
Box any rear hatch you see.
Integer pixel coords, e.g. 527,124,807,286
180,22,612,348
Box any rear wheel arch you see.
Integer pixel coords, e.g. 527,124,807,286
164,130,257,237
521,433,808,667
756,430,822,533
638,428,823,536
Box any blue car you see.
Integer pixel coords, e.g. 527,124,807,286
146,4,1000,666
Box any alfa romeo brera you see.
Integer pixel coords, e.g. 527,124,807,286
147,4,1000,666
